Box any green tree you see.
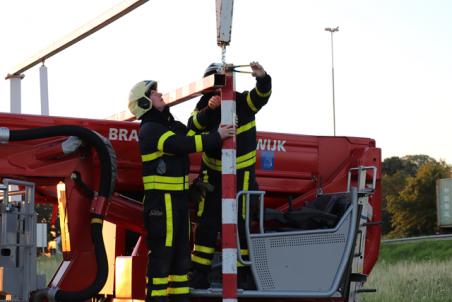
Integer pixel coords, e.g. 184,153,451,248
382,155,434,177
403,155,435,175
387,160,451,237
381,155,421,236
36,203,53,223
382,156,406,176
381,171,406,234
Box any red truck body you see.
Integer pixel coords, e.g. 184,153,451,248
0,112,381,301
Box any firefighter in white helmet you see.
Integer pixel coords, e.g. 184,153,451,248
128,80,234,302
188,62,272,290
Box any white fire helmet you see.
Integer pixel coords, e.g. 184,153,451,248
128,80,157,119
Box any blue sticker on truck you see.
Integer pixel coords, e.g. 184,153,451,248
261,151,275,170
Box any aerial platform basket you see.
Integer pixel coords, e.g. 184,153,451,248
237,187,359,298
191,166,377,299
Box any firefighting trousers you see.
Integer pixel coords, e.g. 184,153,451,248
144,191,190,302
192,168,258,273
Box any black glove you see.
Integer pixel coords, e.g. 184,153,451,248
189,177,214,205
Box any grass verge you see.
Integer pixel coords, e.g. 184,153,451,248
361,239,452,302
37,254,62,284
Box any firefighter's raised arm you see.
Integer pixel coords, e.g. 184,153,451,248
243,61,272,114
250,61,267,78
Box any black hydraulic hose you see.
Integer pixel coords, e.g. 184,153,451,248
71,171,95,199
8,125,113,302
54,221,107,302
9,126,113,196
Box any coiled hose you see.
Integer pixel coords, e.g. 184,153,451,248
7,125,115,302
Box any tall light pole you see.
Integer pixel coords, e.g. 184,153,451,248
325,26,339,136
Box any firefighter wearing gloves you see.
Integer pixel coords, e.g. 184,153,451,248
188,62,272,289
128,80,234,302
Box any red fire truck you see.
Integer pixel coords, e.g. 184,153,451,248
0,98,381,302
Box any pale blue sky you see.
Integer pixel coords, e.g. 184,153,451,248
1,0,451,163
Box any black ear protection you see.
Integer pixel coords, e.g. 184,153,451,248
138,82,156,109
138,97,150,109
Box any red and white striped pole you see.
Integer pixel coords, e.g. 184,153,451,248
221,69,237,302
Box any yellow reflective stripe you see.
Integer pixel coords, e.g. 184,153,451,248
187,129,196,136
143,175,188,184
197,173,209,217
237,157,256,169
194,244,215,254
153,277,169,285
196,198,204,217
236,120,256,135
203,154,222,166
144,183,188,190
202,151,256,171
255,87,272,97
203,150,256,166
238,159,255,170
194,135,203,152
202,159,221,172
165,193,173,247
151,289,168,297
158,131,175,151
246,92,258,112
237,150,256,163
143,175,189,191
168,287,190,295
242,170,250,220
169,275,188,282
91,218,103,224
142,151,163,162
237,261,245,267
192,254,212,265
202,154,222,171
237,150,256,170
192,111,205,130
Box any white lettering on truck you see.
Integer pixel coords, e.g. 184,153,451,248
109,128,139,142
256,139,286,152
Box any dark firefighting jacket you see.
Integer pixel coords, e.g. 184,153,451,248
187,74,272,270
187,73,272,173
139,107,222,209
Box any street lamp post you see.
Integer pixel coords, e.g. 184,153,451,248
325,26,339,136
